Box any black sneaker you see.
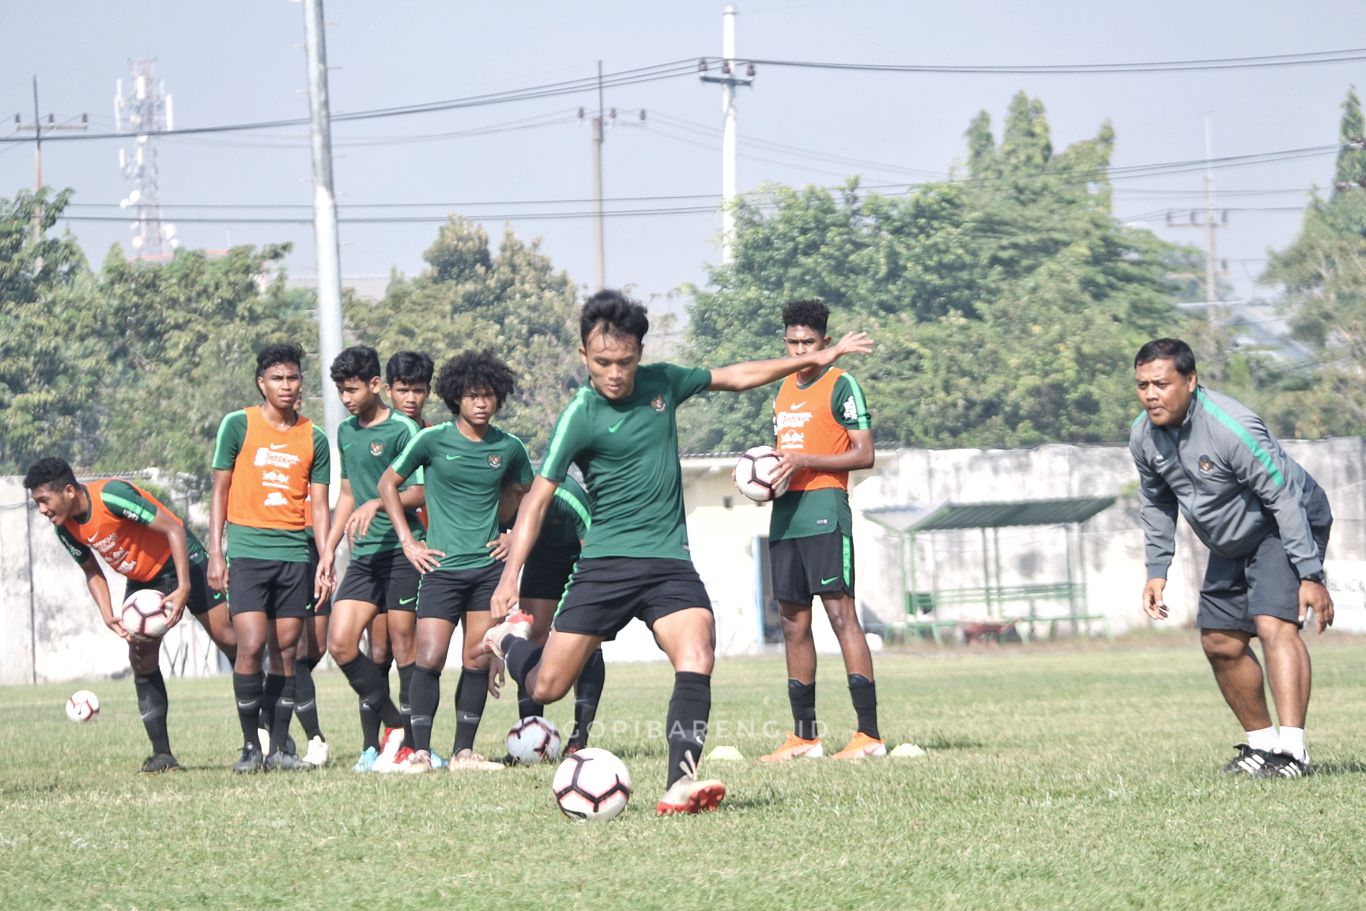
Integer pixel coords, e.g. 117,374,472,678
1261,749,1312,778
233,744,264,774
1220,743,1270,776
264,750,312,772
140,753,181,774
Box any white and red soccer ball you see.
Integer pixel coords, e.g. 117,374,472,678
65,690,100,723
506,715,562,765
732,446,790,503
552,747,632,822
121,589,172,640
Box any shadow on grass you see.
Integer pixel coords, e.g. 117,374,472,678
918,737,986,751
1310,759,1366,776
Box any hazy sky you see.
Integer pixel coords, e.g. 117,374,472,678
3,1,1365,321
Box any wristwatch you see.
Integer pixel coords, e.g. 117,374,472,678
1301,571,1326,585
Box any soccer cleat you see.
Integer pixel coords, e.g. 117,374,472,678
448,749,504,771
481,610,534,659
1220,743,1270,776
233,743,264,774
264,750,313,772
402,749,435,773
140,753,181,774
352,746,380,773
1261,749,1313,779
833,732,887,760
379,726,404,760
760,732,824,762
655,777,727,815
430,751,448,770
302,736,331,768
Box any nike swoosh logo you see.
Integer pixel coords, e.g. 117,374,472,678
341,443,353,450
445,454,463,460
820,576,840,586
399,596,417,605
790,402,806,410
270,443,288,450
608,417,626,433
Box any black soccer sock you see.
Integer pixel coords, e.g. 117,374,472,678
341,655,402,752
848,674,880,740
375,657,393,701
665,671,712,788
409,664,442,754
397,663,416,749
135,671,172,756
451,667,491,755
234,671,266,747
788,679,818,742
262,673,286,745
504,639,543,688
269,675,296,755
293,657,323,741
517,686,545,721
570,649,606,749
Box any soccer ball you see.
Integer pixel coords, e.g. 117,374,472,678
506,715,563,765
121,589,171,639
552,748,632,822
732,445,789,503
66,690,100,723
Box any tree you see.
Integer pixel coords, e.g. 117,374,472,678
681,93,1186,452
1257,86,1366,435
349,217,581,454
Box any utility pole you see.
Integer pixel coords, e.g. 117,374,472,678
1165,114,1226,304
699,5,754,264
301,0,346,442
593,61,606,290
13,76,87,239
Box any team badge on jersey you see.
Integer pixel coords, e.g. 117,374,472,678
651,394,666,412
1198,456,1214,473
370,440,385,457
488,454,503,468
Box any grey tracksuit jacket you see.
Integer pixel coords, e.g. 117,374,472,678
1128,386,1331,581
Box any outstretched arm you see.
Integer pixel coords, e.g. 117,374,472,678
707,331,873,392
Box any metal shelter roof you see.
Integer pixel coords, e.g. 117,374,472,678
864,496,1116,535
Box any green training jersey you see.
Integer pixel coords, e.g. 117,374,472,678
770,370,869,541
530,474,593,559
338,409,425,557
389,422,532,571
540,363,711,561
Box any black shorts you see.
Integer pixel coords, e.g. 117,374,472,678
520,545,579,602
129,560,224,617
228,557,312,619
416,563,501,623
307,538,331,617
335,549,421,613
768,533,855,605
553,557,712,641
1199,524,1331,634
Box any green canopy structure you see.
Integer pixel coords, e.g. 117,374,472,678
865,496,1116,644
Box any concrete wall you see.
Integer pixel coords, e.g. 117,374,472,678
4,438,1362,682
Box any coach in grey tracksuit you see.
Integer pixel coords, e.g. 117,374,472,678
1129,338,1333,778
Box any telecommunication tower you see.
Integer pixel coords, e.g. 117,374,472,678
115,59,177,259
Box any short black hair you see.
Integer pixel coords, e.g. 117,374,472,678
386,351,434,387
782,299,829,336
580,289,649,346
1134,338,1197,376
23,457,78,493
330,345,381,384
256,342,305,377
435,349,516,416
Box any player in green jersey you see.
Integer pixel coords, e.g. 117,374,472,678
321,346,426,772
378,349,533,772
486,289,872,814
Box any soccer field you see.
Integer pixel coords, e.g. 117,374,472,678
3,635,1364,910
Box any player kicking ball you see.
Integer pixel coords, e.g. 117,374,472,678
321,346,425,772
485,289,873,815
378,349,533,772
24,457,238,773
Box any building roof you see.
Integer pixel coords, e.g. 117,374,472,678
864,496,1116,534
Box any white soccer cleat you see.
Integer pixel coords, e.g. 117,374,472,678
447,749,504,772
402,750,436,774
481,610,534,660
302,735,331,768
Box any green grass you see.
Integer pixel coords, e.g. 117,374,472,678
3,634,1366,910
